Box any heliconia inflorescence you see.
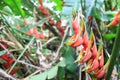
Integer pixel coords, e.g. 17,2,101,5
65,13,109,79
0,38,18,75
38,0,65,37
107,10,120,27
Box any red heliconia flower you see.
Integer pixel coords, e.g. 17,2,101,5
80,48,92,63
39,33,45,39
35,33,45,39
93,68,106,79
65,34,78,46
99,52,104,68
91,42,97,59
3,58,14,69
0,41,17,75
7,58,14,64
0,54,8,61
41,24,47,29
27,28,33,35
86,58,99,73
107,10,120,27
38,0,43,6
72,17,80,34
35,34,39,39
65,34,83,47
83,31,89,49
39,6,44,11
49,19,55,25
43,8,48,15
71,35,83,47
10,68,18,75
58,26,64,36
4,63,11,69
96,44,104,68
33,27,38,35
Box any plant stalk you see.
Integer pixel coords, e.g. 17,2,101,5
106,24,120,80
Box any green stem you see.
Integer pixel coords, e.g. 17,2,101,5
106,25,120,80
8,37,35,74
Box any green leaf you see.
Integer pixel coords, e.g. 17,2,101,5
104,33,116,40
3,0,25,17
53,0,63,11
26,65,59,80
0,6,13,15
117,0,120,8
106,25,120,80
21,0,34,16
41,49,51,55
58,67,65,80
26,71,47,80
47,66,58,79
19,17,50,34
0,50,7,56
58,59,66,67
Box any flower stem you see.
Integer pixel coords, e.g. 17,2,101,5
106,24,120,80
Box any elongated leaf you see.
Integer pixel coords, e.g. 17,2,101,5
3,0,25,17
47,66,58,79
26,71,47,80
106,25,120,80
58,59,66,67
104,33,116,40
0,6,13,15
25,59,66,80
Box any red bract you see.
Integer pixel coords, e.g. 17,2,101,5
39,6,44,11
107,10,120,27
72,17,80,34
39,33,45,39
27,28,33,35
41,24,47,29
71,35,83,47
91,42,97,59
99,52,104,68
83,31,89,49
80,48,92,63
49,19,55,25
93,68,106,79
35,33,45,39
4,63,11,69
86,58,99,73
10,68,18,75
33,27,38,35
65,34,81,47
38,0,43,6
39,6,49,16
0,42,17,75
96,45,104,68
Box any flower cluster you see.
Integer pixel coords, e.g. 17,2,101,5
107,10,120,27
65,16,108,79
38,0,64,36
0,38,18,75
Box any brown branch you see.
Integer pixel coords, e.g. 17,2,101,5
0,68,16,80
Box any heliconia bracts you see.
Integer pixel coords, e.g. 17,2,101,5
107,10,120,27
0,38,18,75
65,11,110,79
